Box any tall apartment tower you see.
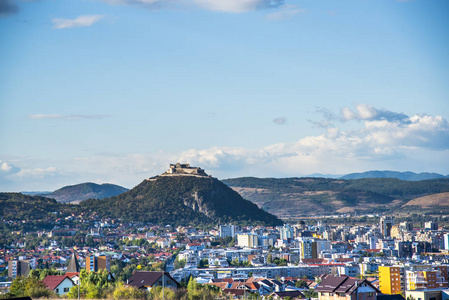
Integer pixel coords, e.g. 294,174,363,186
379,266,403,295
380,216,395,238
219,225,235,238
8,260,30,279
299,240,318,260
86,255,110,272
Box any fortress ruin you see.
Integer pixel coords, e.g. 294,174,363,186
163,163,208,176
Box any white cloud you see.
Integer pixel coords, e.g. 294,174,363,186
0,160,20,174
340,104,409,123
52,15,104,29
15,167,58,178
100,0,284,13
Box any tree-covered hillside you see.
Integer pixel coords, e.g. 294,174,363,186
80,176,283,226
45,182,128,203
0,193,75,221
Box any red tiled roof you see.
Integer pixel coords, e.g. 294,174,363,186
43,275,72,291
223,288,246,296
208,282,229,290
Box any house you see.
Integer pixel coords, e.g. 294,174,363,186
43,275,75,296
315,275,380,300
126,271,179,291
222,288,253,299
269,290,306,299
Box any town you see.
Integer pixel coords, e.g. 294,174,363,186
1,214,449,300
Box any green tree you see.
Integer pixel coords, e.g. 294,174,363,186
7,276,53,298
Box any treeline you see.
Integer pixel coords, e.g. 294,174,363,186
2,270,245,300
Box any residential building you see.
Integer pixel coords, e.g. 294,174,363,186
299,240,317,260
219,225,236,238
406,289,444,300
315,275,380,300
237,234,258,248
8,259,30,279
406,270,448,290
42,275,75,296
380,216,395,238
86,254,110,272
379,266,403,295
425,221,438,231
126,271,179,291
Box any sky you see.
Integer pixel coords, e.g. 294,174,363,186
1,0,449,191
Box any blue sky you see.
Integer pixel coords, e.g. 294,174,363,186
1,0,448,191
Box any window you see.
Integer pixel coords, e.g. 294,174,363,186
56,288,59,293
64,287,69,292
368,293,373,297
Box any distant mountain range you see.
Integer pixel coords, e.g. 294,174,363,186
338,170,448,181
42,182,129,203
10,169,449,223
21,170,447,204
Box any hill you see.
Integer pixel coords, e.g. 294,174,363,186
0,193,75,222
45,182,129,203
402,192,449,212
339,170,447,181
80,174,283,226
222,177,449,218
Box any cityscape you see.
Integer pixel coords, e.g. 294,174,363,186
1,0,449,299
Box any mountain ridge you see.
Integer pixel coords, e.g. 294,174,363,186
222,177,449,218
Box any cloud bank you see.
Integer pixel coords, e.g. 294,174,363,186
177,105,449,177
2,105,448,191
52,15,104,29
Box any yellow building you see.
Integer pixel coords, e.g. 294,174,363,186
379,266,402,295
390,226,401,239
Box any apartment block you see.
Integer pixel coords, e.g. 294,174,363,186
8,260,30,279
406,270,448,290
379,266,403,295
237,234,258,248
86,255,110,272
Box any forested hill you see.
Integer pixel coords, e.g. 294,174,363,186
0,193,75,222
45,182,129,203
80,175,283,227
222,177,449,218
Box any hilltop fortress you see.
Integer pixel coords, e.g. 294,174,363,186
162,163,208,177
